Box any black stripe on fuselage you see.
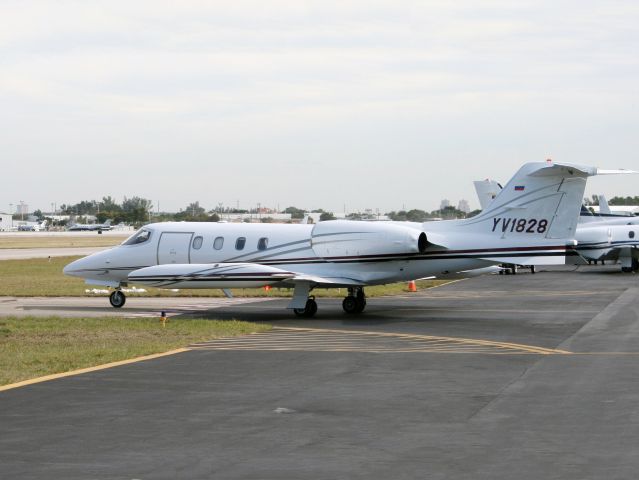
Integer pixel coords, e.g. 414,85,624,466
254,245,569,265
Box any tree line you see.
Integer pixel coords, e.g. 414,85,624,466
34,197,475,227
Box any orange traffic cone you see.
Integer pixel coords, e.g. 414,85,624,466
408,281,417,292
264,285,272,292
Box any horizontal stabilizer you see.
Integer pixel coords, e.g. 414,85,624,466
595,169,638,175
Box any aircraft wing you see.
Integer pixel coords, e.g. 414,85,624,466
128,263,365,289
128,263,296,288
284,273,364,287
128,262,367,310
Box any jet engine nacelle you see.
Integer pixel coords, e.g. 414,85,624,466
311,220,427,260
576,226,611,246
609,225,639,244
578,224,638,246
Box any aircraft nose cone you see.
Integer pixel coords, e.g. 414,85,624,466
63,257,85,277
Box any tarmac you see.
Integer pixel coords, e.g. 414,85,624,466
1,265,639,479
0,230,129,260
0,246,106,260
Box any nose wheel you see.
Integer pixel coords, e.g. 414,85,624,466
293,296,317,318
109,290,126,308
343,287,366,314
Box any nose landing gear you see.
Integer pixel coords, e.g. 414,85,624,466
109,289,126,308
343,287,366,314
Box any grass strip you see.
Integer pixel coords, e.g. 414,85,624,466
0,316,270,386
0,256,449,297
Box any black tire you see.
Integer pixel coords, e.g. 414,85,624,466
621,266,633,273
294,298,317,318
342,296,359,314
109,290,126,308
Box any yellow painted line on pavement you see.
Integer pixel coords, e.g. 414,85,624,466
274,327,572,355
0,348,190,393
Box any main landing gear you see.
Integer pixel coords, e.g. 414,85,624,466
293,296,317,318
292,287,367,318
109,289,126,308
342,287,366,314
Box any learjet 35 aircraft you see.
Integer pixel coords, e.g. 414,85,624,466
64,161,633,317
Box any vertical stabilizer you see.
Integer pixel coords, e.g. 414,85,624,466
462,162,598,241
473,179,501,210
598,195,611,215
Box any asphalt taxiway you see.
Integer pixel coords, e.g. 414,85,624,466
1,265,639,479
0,231,129,260
0,246,106,260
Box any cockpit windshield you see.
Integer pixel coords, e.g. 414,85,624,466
122,228,152,246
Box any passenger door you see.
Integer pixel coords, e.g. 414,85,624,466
157,232,193,264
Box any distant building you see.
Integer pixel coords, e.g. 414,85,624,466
458,199,470,214
440,199,451,210
218,213,293,223
16,203,28,216
0,213,12,231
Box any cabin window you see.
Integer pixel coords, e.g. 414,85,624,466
122,228,152,246
192,236,203,250
214,236,224,250
630,231,636,239
235,237,246,250
257,237,268,251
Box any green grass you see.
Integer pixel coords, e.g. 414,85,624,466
0,256,449,297
0,316,270,385
0,235,128,249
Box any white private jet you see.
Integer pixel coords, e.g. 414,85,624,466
16,220,48,232
475,179,639,272
68,219,113,232
64,161,633,317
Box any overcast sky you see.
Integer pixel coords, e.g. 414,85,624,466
1,0,638,214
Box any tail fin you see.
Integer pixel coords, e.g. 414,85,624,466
463,162,609,240
473,179,502,211
104,219,112,226
598,195,611,215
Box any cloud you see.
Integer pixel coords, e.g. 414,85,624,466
1,0,638,211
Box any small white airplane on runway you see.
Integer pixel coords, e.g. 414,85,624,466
68,219,113,232
64,161,633,317
475,178,639,272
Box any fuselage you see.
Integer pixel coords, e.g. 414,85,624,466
63,220,502,288
574,224,639,262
